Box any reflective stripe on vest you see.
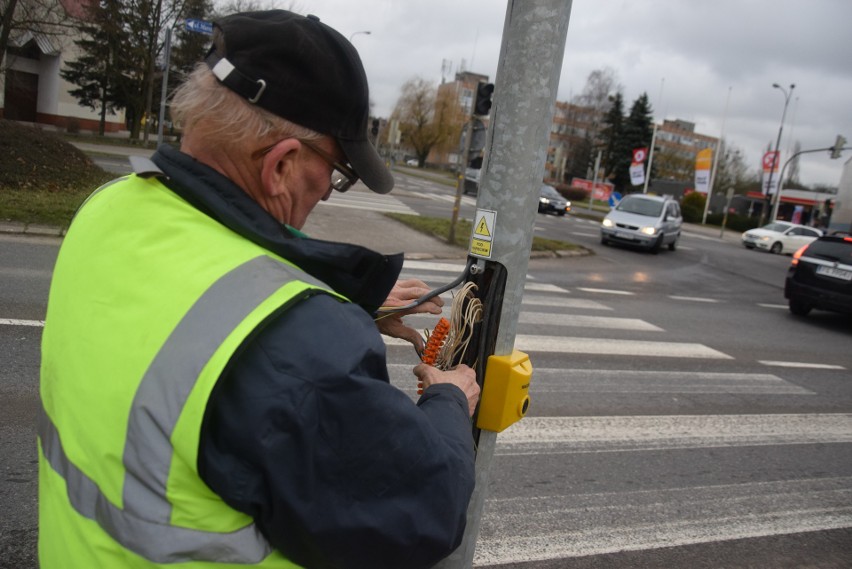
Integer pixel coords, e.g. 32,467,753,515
39,254,329,563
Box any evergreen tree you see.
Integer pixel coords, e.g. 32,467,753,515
60,0,133,135
599,92,624,178
612,92,655,192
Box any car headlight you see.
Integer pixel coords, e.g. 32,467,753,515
602,218,614,228
540,198,549,204
759,236,771,241
640,226,657,236
565,201,571,207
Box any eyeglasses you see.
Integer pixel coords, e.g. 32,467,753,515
250,138,359,193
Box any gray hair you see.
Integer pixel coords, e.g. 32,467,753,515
169,64,320,147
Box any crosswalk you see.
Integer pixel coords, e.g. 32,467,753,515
313,185,477,216
383,258,852,566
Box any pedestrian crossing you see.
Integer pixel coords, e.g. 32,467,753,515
383,258,851,566
313,185,478,216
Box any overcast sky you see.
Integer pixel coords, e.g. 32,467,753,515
294,0,851,187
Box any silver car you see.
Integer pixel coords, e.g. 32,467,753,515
600,194,682,252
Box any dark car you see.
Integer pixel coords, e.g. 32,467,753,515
538,185,570,216
784,233,852,317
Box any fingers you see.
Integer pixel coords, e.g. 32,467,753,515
413,364,481,416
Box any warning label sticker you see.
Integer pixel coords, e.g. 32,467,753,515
469,208,496,259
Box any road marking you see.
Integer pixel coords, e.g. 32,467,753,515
474,476,852,565
669,295,719,303
570,232,598,237
530,368,813,394
577,287,634,295
401,260,467,273
315,191,419,215
759,360,847,370
496,413,852,454
524,282,568,293
514,335,731,359
0,318,44,327
519,312,663,331
522,295,612,310
758,303,788,309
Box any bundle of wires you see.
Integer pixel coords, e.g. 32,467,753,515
418,282,483,394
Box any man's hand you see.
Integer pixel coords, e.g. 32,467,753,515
413,363,480,417
376,279,444,352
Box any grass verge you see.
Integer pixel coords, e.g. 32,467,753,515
384,212,585,253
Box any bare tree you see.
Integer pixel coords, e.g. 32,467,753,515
391,77,451,167
1,0,74,72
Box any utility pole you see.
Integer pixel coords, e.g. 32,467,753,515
642,124,657,194
702,86,731,225
760,82,795,225
434,1,573,567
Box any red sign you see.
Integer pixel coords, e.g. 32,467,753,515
762,151,779,172
572,178,614,201
633,147,648,163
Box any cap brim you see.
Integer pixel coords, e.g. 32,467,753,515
339,139,394,194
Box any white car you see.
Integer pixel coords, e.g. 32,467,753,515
741,221,823,254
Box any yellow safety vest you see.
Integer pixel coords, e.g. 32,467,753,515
39,173,337,567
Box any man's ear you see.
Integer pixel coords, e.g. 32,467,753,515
259,138,301,197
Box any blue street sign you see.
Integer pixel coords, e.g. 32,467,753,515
185,18,213,35
608,191,622,208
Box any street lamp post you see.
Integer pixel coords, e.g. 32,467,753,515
348,30,371,42
764,82,795,223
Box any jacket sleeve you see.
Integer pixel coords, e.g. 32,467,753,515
198,293,476,569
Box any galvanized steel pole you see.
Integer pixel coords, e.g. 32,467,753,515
433,1,572,567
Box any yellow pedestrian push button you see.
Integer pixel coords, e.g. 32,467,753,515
476,350,532,432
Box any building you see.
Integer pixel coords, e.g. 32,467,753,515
544,100,599,185
1,0,124,133
428,71,489,169
652,119,718,182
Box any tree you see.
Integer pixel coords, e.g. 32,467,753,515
391,77,459,167
612,92,654,192
599,91,624,177
60,1,133,135
573,67,620,144
1,0,71,73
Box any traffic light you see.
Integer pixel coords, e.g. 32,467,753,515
830,134,847,159
371,118,380,136
468,155,483,169
474,82,494,116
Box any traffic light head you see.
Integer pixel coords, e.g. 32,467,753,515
830,134,847,159
371,118,380,136
474,82,494,116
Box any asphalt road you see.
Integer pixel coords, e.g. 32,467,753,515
2,169,850,568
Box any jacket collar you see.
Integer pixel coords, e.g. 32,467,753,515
149,145,402,314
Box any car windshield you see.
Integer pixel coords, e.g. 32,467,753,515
761,222,792,233
616,197,663,217
541,186,560,198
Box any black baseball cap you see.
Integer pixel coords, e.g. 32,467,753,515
205,10,394,194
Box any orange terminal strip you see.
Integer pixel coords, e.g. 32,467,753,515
419,317,451,394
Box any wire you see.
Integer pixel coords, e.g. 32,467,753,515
375,258,474,316
422,282,482,372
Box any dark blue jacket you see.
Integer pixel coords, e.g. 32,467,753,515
151,146,475,569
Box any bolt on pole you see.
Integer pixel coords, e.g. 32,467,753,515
432,1,573,567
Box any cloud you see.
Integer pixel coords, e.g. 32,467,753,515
301,0,851,186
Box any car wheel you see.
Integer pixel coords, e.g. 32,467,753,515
650,235,663,254
600,236,608,246
789,297,812,316
668,238,677,251
558,211,565,216
770,241,783,254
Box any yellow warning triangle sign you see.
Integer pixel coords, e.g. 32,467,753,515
475,216,491,237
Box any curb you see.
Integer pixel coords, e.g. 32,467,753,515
0,221,66,237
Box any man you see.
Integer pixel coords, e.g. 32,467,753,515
39,10,479,569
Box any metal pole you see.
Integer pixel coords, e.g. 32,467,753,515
702,86,731,224
642,124,657,194
763,83,795,223
156,27,172,147
433,1,573,567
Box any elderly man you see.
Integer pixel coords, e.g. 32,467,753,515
39,10,479,569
